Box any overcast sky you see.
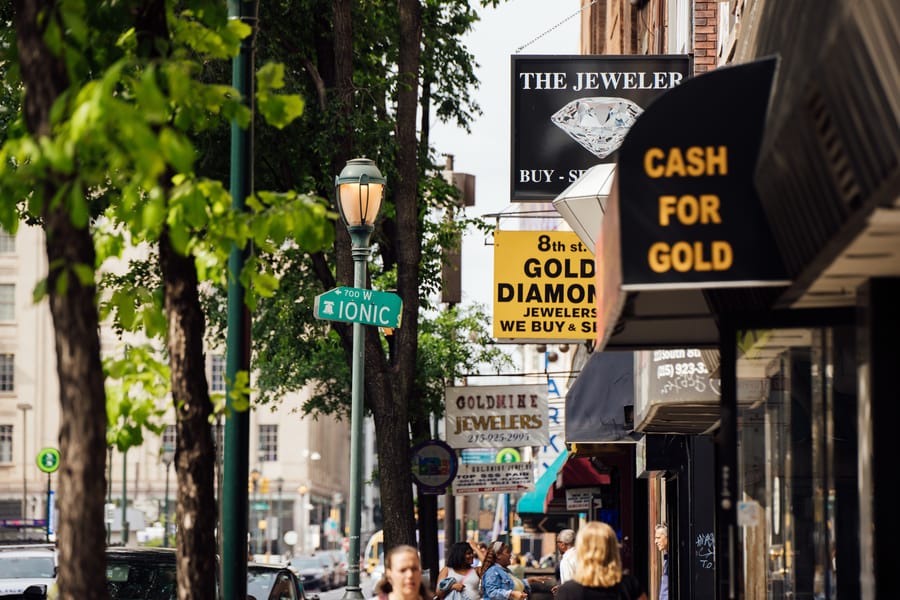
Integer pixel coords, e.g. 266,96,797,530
430,0,581,313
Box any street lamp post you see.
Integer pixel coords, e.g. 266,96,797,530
250,469,261,555
335,157,385,600
297,484,309,555
16,403,31,523
161,447,175,548
276,477,284,556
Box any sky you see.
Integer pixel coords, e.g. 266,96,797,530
430,0,581,312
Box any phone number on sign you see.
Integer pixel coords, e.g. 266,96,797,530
460,432,532,444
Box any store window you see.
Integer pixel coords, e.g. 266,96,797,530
733,323,856,600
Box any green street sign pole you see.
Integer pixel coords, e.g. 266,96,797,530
36,448,60,543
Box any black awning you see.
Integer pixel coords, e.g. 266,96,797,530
565,351,635,443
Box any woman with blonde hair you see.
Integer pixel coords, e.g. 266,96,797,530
554,522,647,600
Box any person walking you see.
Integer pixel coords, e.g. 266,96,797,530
480,541,549,600
436,542,482,600
654,524,669,600
554,521,647,600
557,529,577,585
372,545,432,600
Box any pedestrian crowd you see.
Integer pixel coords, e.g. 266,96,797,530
370,522,648,600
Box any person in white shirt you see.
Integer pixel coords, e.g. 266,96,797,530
556,529,577,588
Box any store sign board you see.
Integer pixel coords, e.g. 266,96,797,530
493,230,596,341
615,57,789,289
445,384,549,449
452,462,534,495
511,54,691,201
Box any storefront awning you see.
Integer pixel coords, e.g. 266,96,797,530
565,351,636,444
544,457,611,513
516,451,568,514
594,58,789,352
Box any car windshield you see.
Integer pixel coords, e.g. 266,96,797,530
292,558,321,569
0,557,55,579
248,568,298,600
106,562,177,600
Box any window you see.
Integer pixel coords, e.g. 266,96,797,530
209,354,226,393
258,425,278,462
0,425,12,463
0,229,14,254
0,354,13,391
0,285,13,321
162,425,176,453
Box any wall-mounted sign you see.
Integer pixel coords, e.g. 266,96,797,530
511,54,691,201
452,462,534,495
445,384,549,448
493,230,596,341
410,439,458,494
614,57,789,289
565,487,603,511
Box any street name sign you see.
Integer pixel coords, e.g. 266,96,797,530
314,287,402,328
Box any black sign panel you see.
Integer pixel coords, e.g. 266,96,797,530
511,55,691,201
617,57,788,288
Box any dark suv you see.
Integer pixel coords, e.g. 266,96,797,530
104,547,317,600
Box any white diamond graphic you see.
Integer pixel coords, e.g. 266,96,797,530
551,97,643,158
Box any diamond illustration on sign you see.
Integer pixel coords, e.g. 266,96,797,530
551,97,643,158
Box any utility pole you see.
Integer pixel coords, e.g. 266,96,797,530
223,0,255,597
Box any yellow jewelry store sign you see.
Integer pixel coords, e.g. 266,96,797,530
493,230,596,340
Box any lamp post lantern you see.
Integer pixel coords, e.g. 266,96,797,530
335,157,385,600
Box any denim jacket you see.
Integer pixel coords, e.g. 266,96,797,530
481,565,530,600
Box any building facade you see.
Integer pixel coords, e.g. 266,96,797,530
0,223,354,555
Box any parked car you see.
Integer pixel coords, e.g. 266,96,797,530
315,553,338,590
0,544,57,598
102,547,319,600
328,550,348,588
287,555,330,591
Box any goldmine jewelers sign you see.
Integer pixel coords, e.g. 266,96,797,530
494,230,595,341
452,462,535,495
511,54,691,201
445,384,549,448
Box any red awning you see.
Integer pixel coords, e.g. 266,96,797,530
544,457,610,513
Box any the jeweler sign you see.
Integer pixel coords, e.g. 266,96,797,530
494,230,595,341
445,383,549,448
511,54,691,201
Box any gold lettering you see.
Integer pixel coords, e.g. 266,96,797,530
644,147,665,178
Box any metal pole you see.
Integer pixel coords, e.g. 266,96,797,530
343,227,372,600
223,0,255,596
46,473,51,542
121,449,128,544
276,479,283,556
17,403,31,523
163,461,171,548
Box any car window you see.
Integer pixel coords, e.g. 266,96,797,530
106,562,177,600
248,568,298,600
0,557,56,579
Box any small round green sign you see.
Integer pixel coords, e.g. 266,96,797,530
495,448,521,464
36,447,60,474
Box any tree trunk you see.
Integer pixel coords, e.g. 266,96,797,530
15,2,110,599
159,228,217,600
379,0,424,553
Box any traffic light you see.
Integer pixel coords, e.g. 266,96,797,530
260,477,270,495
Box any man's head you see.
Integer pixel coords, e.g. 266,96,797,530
557,529,576,551
655,524,669,553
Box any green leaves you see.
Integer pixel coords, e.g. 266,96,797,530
256,63,305,129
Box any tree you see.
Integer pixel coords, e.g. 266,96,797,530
1,2,329,598
231,0,508,557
